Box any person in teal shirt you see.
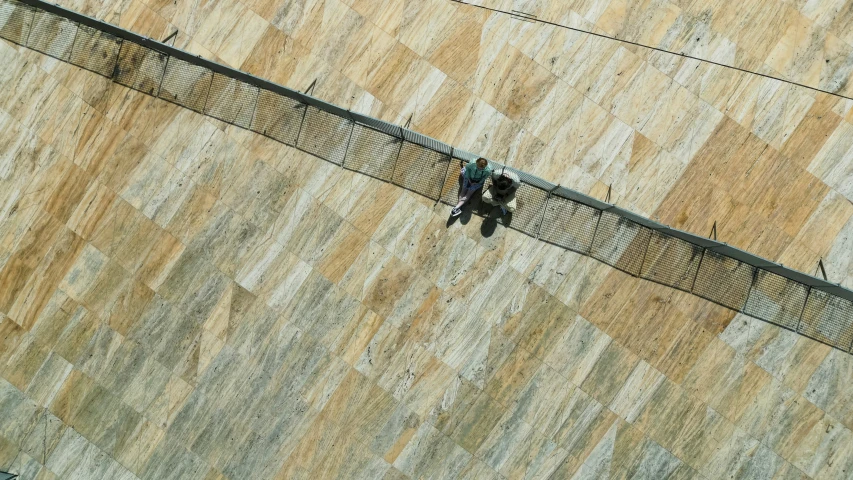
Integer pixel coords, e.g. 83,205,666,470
451,157,492,216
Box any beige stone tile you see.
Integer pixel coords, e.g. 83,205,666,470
484,343,541,408
6,226,85,331
781,93,844,169
392,422,472,478
579,339,640,406
235,238,313,310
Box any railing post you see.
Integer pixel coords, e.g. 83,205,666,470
24,3,35,47
690,247,707,293
110,37,123,80
434,147,454,207
294,101,309,146
201,70,214,114
340,111,356,168
743,266,760,316
155,52,169,97
68,22,79,62
637,228,653,278
848,325,853,353
389,125,405,181
795,286,811,333
245,84,259,130
535,185,558,240
588,208,605,255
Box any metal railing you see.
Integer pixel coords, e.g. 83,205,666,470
3,0,853,354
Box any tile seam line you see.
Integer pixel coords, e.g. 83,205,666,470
449,0,853,103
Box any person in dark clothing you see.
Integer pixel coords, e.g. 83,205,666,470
482,168,520,215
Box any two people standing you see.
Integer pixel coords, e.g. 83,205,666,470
451,157,520,217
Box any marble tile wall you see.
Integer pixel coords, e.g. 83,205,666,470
34,0,853,288
1,23,853,478
1,0,853,478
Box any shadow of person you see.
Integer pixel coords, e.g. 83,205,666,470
446,213,459,227
460,207,473,225
481,216,498,237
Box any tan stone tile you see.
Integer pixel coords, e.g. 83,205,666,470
485,344,541,408
300,351,350,412
117,0,172,38
163,184,218,243
802,350,853,431
185,205,264,278
580,339,640,406
315,224,370,284
579,268,640,329
396,0,458,58
542,314,610,386
2,332,52,394
427,7,491,86
0,210,65,319
682,337,775,424
234,239,312,310
198,2,268,68
655,315,718,384
781,93,844,169
136,228,185,292
6,226,85,330
393,422,471,478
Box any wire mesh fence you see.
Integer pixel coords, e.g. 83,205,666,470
641,231,704,292
0,0,31,44
68,24,120,76
392,140,451,201
799,289,853,350
114,40,167,95
5,0,853,354
204,73,257,129
297,106,352,166
251,88,303,145
744,269,808,331
158,54,212,112
28,7,75,60
693,249,756,311
539,195,600,253
590,212,651,276
342,122,401,181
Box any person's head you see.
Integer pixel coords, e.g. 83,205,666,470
496,174,513,189
475,158,488,169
